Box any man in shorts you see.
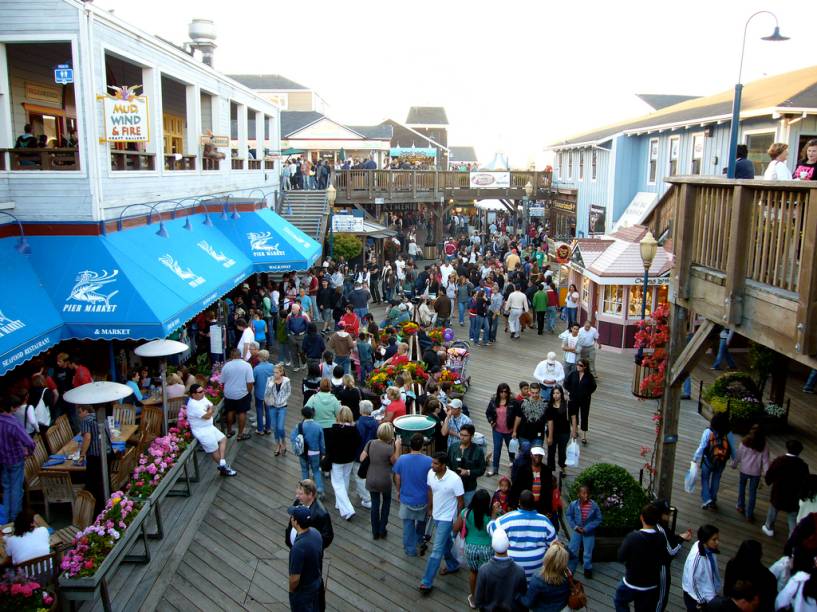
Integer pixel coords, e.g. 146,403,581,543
186,384,236,476
220,348,254,440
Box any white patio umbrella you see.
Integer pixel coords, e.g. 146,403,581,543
64,381,133,501
134,339,189,436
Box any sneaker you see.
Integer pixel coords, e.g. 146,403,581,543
219,464,237,477
701,501,711,510
804,388,816,394
486,469,495,477
361,501,372,509
761,524,774,537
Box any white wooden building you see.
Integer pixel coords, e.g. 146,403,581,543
0,0,281,222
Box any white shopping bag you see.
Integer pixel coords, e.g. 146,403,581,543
565,439,580,467
684,461,698,493
452,534,467,566
769,555,792,592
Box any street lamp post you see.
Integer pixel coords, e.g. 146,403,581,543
726,11,789,178
523,180,533,241
326,183,337,258
636,231,658,364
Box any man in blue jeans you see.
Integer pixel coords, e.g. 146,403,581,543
711,327,736,370
291,407,326,498
419,452,464,594
0,397,35,522
394,433,434,556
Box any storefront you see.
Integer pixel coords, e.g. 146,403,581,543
567,227,671,350
549,188,577,240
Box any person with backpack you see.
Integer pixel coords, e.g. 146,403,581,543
692,413,736,510
291,406,327,499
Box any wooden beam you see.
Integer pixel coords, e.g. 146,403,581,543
668,319,715,386
722,185,754,326
671,184,696,301
795,187,817,354
655,302,689,503
350,202,378,222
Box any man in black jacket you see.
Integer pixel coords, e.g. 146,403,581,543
285,479,334,553
614,504,670,611
762,439,809,538
509,446,552,518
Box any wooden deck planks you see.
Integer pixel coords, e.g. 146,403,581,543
81,303,817,611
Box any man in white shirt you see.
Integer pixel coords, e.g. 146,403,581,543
577,320,600,379
220,348,254,440
559,322,581,379
533,352,565,398
439,262,454,289
504,287,529,339
420,452,464,593
395,255,406,282
236,318,256,361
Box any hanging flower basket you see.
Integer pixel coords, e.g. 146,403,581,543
632,358,664,399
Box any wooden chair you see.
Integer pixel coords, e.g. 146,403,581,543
32,435,48,466
166,396,187,426
110,447,137,492
113,404,136,426
44,420,71,456
136,405,163,445
54,490,97,547
24,453,43,508
13,551,59,591
39,471,83,522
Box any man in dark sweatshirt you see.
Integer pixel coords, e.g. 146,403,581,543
614,503,670,611
475,527,527,611
762,439,809,538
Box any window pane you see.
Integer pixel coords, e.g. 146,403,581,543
628,285,654,318
747,132,774,176
603,285,623,315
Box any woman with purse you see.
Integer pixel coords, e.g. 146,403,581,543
325,406,362,521
453,489,493,609
360,422,398,539
522,541,573,611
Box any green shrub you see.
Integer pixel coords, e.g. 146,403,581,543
569,463,649,531
702,371,759,403
332,233,362,261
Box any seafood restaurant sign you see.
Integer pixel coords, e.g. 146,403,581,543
99,85,149,143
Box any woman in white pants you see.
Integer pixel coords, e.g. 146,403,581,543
325,406,362,520
504,285,529,340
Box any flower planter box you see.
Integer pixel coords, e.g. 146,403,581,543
58,500,153,611
632,361,663,399
591,527,632,562
698,395,788,435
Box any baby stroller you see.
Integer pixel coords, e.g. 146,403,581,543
446,341,471,387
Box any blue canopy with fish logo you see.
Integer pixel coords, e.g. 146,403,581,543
212,207,322,272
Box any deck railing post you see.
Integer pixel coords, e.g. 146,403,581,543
670,181,696,302
794,187,817,354
722,185,754,327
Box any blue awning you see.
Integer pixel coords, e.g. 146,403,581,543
27,221,253,340
0,239,64,376
212,208,322,272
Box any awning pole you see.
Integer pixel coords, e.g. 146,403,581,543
108,342,117,383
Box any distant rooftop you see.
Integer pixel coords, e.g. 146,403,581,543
406,106,449,126
227,74,308,90
281,111,324,137
635,93,701,111
449,146,478,163
347,125,393,140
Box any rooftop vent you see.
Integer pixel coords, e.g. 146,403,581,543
187,19,217,67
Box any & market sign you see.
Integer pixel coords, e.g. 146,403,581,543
99,85,149,143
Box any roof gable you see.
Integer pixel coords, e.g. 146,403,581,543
288,117,366,140
552,64,817,148
227,74,308,90
406,106,449,125
281,111,325,137
347,125,393,140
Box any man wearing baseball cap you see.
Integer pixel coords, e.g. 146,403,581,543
475,528,528,610
441,398,472,450
288,504,323,611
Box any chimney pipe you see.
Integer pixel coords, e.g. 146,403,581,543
188,18,217,68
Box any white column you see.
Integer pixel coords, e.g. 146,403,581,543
211,95,229,175
237,103,248,170
186,84,201,166
255,109,265,169
142,67,163,168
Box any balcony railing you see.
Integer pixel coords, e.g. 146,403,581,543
2,148,80,171
164,155,197,171
264,159,275,170
202,157,220,171
110,150,156,171
665,176,817,358
332,169,552,202
248,159,261,170
231,158,244,170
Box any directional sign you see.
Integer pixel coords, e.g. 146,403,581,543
54,64,73,85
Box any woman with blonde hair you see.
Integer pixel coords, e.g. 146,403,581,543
383,386,407,422
325,406,362,520
360,422,399,539
166,373,186,399
522,541,571,611
764,142,793,180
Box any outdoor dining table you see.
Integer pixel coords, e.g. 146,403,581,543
41,424,139,472
0,514,59,564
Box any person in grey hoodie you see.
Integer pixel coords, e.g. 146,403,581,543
475,527,527,611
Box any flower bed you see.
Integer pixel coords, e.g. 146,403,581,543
399,321,419,336
436,367,467,394
127,415,193,499
366,362,430,394
699,371,787,433
60,494,142,578
0,570,54,611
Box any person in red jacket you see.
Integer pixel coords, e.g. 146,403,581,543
339,305,360,338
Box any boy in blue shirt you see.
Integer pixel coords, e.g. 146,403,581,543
566,484,602,578
356,332,374,385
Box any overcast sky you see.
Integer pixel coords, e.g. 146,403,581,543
96,0,810,167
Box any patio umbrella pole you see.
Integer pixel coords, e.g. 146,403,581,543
160,358,169,436
97,403,111,500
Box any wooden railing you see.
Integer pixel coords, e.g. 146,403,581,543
264,159,275,170
164,155,197,171
667,177,817,358
202,157,220,171
332,169,551,202
231,158,244,170
2,148,80,171
248,159,262,170
110,150,155,171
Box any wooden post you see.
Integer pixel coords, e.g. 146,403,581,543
412,171,417,200
671,182,696,301
795,187,817,355
722,185,754,326
655,302,689,502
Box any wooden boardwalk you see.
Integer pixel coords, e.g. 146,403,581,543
89,307,816,611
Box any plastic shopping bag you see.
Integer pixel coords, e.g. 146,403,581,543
565,439,580,467
684,461,698,493
769,555,792,592
453,533,467,566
